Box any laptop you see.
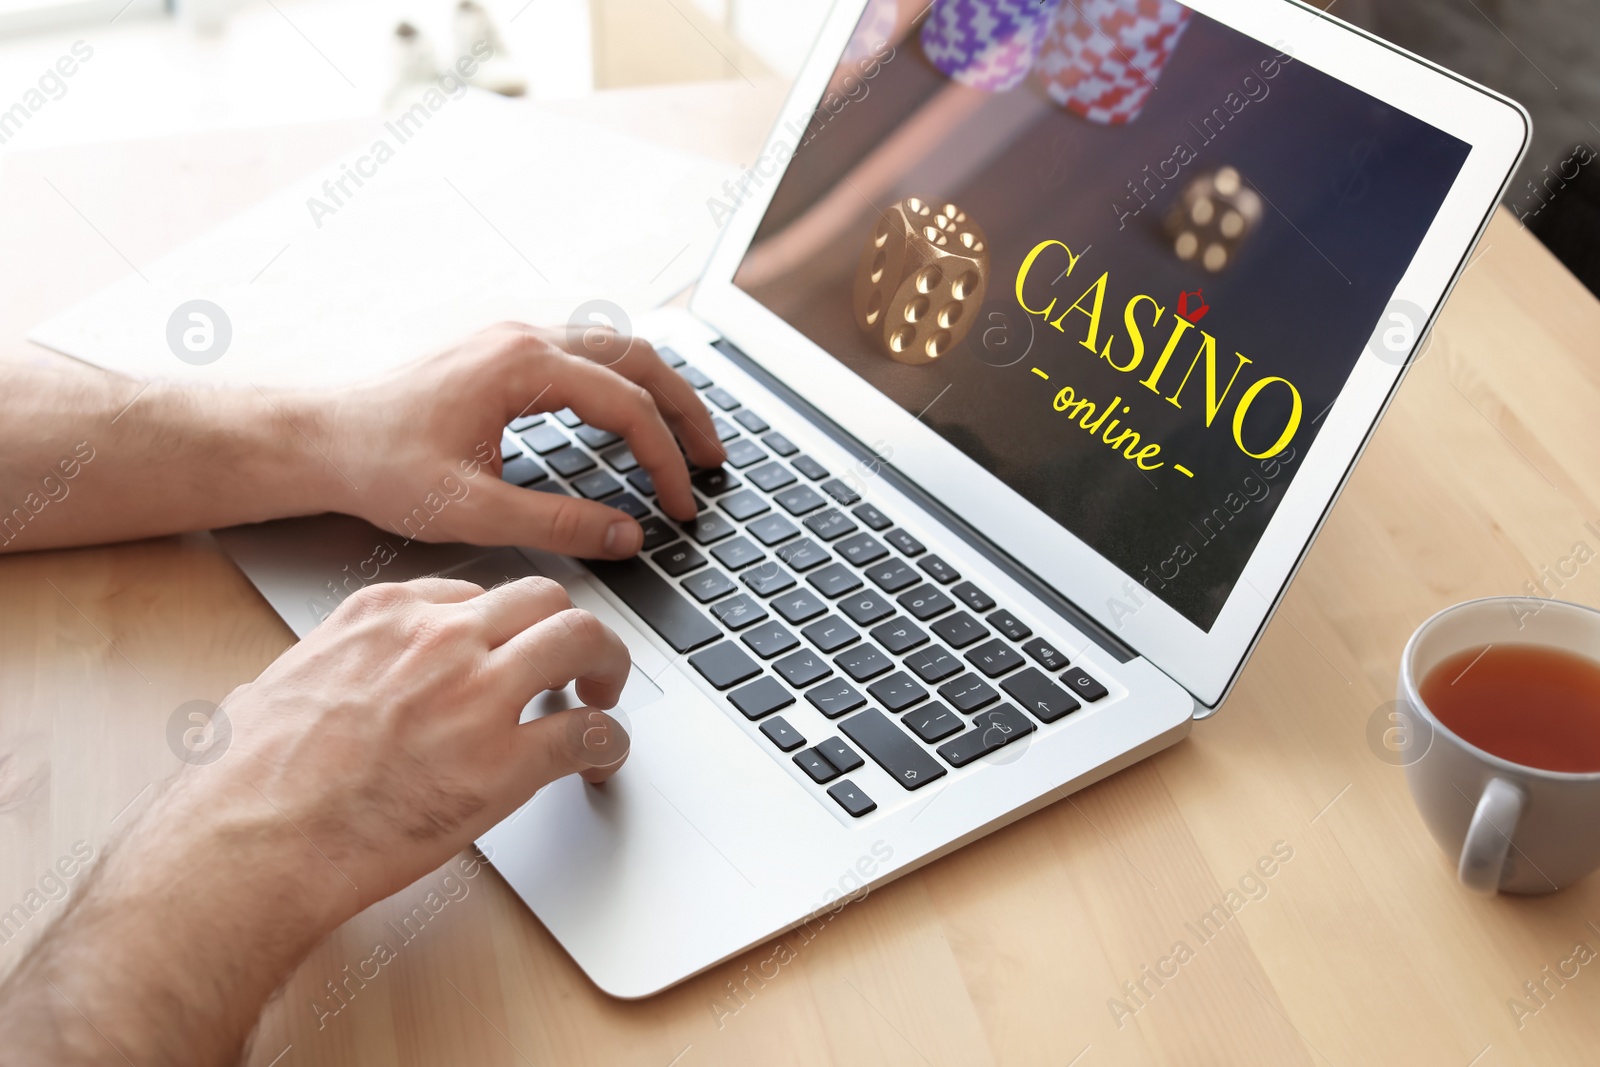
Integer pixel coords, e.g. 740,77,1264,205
215,0,1528,997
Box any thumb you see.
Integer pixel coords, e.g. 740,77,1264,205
515,707,632,789
456,479,645,558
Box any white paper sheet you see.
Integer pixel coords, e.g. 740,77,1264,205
28,91,736,388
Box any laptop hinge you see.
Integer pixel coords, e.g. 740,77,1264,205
712,338,1136,666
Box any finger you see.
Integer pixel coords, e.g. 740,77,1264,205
606,342,727,471
509,706,631,792
453,478,644,559
489,607,631,710
459,575,573,647
513,350,700,522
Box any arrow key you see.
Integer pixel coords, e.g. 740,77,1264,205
1000,667,1080,724
827,780,877,818
816,736,864,773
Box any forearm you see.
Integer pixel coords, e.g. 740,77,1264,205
0,357,342,553
0,780,351,1066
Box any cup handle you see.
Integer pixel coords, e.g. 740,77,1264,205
1458,777,1524,894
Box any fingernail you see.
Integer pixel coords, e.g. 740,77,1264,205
605,519,642,556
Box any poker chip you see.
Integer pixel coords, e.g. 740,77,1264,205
1035,0,1191,124
919,0,1063,92
843,0,898,68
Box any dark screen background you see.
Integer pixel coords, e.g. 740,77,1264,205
734,4,1469,629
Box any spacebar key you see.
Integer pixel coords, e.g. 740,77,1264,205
587,558,722,653
840,709,947,791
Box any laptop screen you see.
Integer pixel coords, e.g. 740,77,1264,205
732,0,1470,631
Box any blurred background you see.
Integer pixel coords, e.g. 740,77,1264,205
0,0,1595,292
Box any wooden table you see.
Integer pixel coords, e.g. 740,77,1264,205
5,78,1600,1067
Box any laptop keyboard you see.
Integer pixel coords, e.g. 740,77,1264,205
501,345,1113,820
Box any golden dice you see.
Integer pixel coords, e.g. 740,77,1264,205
853,197,989,365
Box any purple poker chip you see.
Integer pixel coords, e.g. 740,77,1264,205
920,0,1063,92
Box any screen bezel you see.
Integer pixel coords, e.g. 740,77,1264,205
690,0,1530,707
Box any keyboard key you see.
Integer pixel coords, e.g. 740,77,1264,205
937,704,1035,767
905,645,962,683
939,673,1000,713
839,590,895,625
586,557,720,653
1021,637,1070,671
553,407,583,428
816,736,864,773
521,424,569,454
827,780,877,817
918,555,960,584
806,678,866,718
792,455,829,480
840,709,946,790
601,444,639,472
836,532,889,567
719,489,769,522
774,648,832,687
682,512,737,545
1001,668,1080,723
884,528,925,557
775,538,830,572
929,611,987,649
574,425,621,450
748,513,800,546
748,462,797,492
734,409,769,434
626,469,656,497
760,715,805,751
501,434,523,461
865,558,919,593
794,747,838,783
802,615,859,653
741,562,797,597
741,621,799,659
852,503,892,530
711,536,764,571
705,386,740,411
808,562,863,599
987,609,1032,641
605,493,651,519
710,593,768,630
572,470,623,500
681,568,736,603
657,346,686,368
902,702,964,743
772,588,828,624
688,641,761,690
965,638,1025,678
952,581,995,613
867,671,928,712
508,413,545,433
775,485,826,515
724,439,767,468
730,677,794,720
637,517,677,551
691,468,740,497
836,643,893,681
803,508,857,542
711,415,739,442
547,448,597,478
821,478,860,506
869,617,928,654
652,543,705,577
762,431,798,456
678,364,713,389
1060,667,1109,702
897,584,954,621
533,481,569,496
501,455,547,486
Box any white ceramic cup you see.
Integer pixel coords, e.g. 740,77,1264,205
1399,597,1600,895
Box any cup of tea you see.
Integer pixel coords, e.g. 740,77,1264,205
1398,597,1600,894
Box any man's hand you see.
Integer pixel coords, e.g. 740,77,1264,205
0,575,630,1066
318,322,726,557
